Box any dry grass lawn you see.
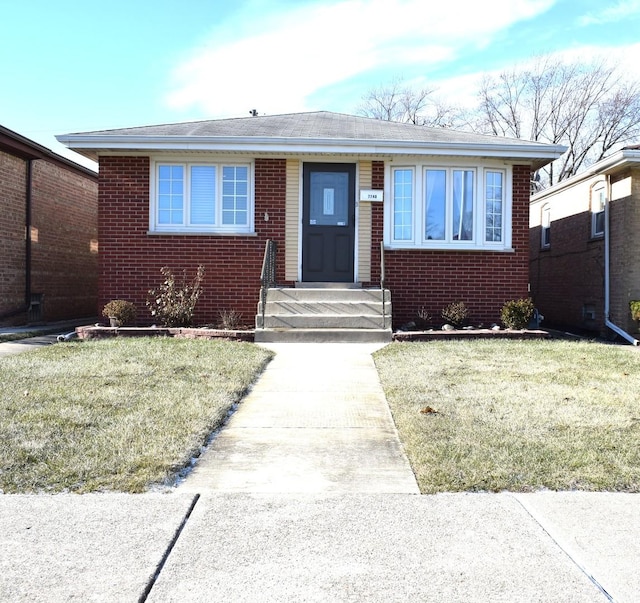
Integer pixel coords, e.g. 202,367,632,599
0,337,272,493
375,339,640,493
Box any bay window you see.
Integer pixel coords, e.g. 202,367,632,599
151,161,253,233
389,163,510,250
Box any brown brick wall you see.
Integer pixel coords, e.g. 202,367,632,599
0,150,98,324
0,151,27,317
98,156,286,327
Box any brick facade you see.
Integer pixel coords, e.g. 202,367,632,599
529,211,605,334
383,164,532,328
98,157,285,327
0,141,98,325
99,157,533,329
529,166,640,337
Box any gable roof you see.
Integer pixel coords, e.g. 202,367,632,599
57,111,565,169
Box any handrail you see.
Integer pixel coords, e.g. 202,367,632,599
259,239,277,328
380,240,386,329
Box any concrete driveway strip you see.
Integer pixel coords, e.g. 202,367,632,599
180,343,419,494
146,492,607,603
0,493,197,603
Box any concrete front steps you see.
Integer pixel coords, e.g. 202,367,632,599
255,285,392,343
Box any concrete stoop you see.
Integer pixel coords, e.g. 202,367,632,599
255,286,392,343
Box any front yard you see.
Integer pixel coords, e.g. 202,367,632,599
0,338,272,493
375,339,640,493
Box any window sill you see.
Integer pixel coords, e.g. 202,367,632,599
147,230,257,237
384,245,515,253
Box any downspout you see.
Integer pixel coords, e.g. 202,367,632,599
604,174,639,345
0,158,32,320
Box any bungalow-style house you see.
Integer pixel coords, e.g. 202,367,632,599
0,125,98,326
530,146,640,344
57,111,564,341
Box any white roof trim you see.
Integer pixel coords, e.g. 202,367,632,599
56,134,566,166
532,148,640,201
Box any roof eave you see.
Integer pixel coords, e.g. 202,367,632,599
531,149,640,201
56,134,566,168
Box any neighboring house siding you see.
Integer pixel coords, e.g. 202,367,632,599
530,167,640,336
98,156,287,326
609,168,640,334
529,177,605,334
0,151,27,318
0,147,98,325
377,164,531,327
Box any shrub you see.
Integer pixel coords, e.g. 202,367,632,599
102,300,137,326
630,300,640,321
415,306,432,330
501,298,535,329
218,309,243,330
441,301,469,328
146,266,205,327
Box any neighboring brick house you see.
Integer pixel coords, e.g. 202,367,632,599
58,111,563,338
530,146,640,343
0,125,99,326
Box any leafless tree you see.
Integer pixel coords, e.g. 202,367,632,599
357,78,466,128
474,56,640,185
359,56,640,188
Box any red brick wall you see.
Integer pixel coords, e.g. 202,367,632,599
98,156,286,327
99,157,533,329
0,150,98,324
382,164,532,328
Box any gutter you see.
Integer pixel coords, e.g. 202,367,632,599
0,158,33,321
604,174,639,345
56,134,566,170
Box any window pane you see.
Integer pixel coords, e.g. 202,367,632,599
452,170,474,241
222,165,249,225
425,169,446,240
485,171,503,242
393,169,413,241
190,166,216,225
157,164,184,225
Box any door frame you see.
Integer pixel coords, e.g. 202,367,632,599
300,162,358,283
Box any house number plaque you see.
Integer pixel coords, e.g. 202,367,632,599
359,189,383,202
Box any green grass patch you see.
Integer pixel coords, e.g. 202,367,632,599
0,337,272,493
0,332,42,343
375,340,640,493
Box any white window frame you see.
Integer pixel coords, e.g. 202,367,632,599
591,182,606,238
149,159,254,234
541,203,551,248
385,160,513,251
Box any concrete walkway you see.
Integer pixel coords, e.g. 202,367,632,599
1,339,639,601
180,343,419,494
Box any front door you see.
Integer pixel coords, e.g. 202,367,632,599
302,163,355,282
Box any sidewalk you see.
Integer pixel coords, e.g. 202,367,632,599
179,343,420,493
0,341,638,601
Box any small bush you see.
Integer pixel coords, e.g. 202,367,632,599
501,298,535,329
441,301,469,328
102,300,137,326
218,309,243,330
415,307,432,329
630,300,640,321
146,266,205,327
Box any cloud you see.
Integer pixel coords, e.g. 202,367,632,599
578,0,640,26
164,0,555,118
